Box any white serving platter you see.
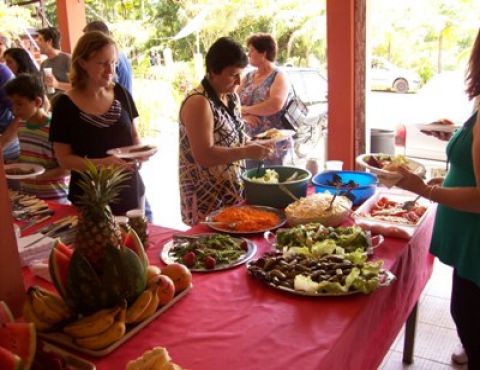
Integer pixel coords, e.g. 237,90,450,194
352,189,431,239
39,286,191,357
106,143,158,159
4,163,45,179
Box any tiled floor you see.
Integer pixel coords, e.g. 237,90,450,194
380,261,467,369
141,125,467,370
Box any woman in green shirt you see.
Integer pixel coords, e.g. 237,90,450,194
396,30,480,370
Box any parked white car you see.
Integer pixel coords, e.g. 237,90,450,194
371,57,421,93
395,71,474,163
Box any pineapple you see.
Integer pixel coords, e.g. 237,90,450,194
73,159,131,270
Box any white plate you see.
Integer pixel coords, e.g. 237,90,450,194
39,286,191,357
251,129,295,144
41,341,96,370
4,163,45,179
355,153,426,180
161,233,257,272
415,123,459,133
106,144,158,159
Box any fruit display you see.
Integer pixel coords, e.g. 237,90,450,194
19,161,191,353
126,346,184,370
165,233,253,271
47,161,148,316
247,251,393,296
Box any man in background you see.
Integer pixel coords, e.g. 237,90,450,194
83,21,133,93
37,27,71,100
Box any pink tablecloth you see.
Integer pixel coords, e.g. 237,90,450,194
24,204,435,370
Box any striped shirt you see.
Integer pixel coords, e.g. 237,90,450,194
17,116,68,200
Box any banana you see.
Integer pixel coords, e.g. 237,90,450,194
29,288,64,324
63,305,122,339
23,297,53,332
126,289,153,324
75,320,126,350
33,286,72,321
135,286,159,323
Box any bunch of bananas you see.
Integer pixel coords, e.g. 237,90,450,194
126,285,160,325
23,286,72,332
63,302,127,350
126,347,184,370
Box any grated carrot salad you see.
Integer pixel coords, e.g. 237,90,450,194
213,206,280,232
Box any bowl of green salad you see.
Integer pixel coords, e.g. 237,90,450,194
241,166,311,209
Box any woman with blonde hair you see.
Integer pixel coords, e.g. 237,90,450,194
49,31,147,214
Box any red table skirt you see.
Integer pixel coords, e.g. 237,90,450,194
23,204,435,370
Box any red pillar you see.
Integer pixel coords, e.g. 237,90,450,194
0,149,25,317
326,0,356,169
56,0,86,53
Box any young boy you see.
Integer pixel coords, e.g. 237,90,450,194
1,73,68,200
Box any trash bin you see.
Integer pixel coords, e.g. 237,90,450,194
370,128,395,154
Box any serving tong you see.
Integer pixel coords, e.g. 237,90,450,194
401,194,422,211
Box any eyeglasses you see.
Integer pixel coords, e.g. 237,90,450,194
96,60,118,68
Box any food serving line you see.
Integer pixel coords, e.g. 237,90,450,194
20,199,435,370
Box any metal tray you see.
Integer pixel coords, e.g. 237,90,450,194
247,265,395,297
39,286,191,357
161,233,257,272
205,205,286,234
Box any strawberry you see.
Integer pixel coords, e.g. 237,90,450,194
203,256,216,270
182,251,197,267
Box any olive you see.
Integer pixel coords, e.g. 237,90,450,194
269,269,287,281
311,270,323,282
263,259,278,271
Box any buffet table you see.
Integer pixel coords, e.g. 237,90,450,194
23,203,435,370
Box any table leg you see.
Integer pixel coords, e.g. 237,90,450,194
402,302,418,364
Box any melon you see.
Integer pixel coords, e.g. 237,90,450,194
0,301,14,324
54,241,73,258
123,229,149,272
48,242,73,299
0,322,36,370
0,345,23,370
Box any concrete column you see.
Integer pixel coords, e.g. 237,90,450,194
56,0,86,53
326,0,366,169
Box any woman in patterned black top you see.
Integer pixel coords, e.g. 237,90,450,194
50,31,148,214
179,37,274,226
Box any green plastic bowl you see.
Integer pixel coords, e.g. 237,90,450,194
241,166,312,209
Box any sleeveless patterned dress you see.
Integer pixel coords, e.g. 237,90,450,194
239,68,293,166
178,84,247,226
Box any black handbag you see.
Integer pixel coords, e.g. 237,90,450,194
281,88,309,132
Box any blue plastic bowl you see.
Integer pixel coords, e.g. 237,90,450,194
312,170,378,206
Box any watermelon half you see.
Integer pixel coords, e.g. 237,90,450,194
0,322,36,370
123,229,149,272
48,241,73,299
0,345,23,370
0,301,14,324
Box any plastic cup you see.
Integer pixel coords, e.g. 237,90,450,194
43,68,55,94
325,160,343,171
